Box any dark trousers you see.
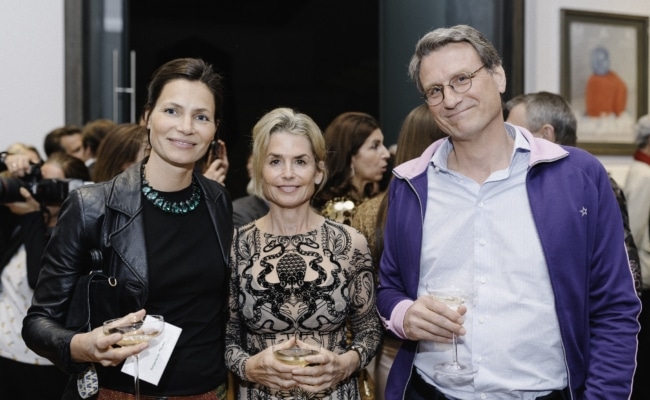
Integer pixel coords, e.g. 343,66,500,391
406,369,568,400
632,290,650,400
0,356,68,400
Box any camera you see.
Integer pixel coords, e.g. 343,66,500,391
0,163,89,205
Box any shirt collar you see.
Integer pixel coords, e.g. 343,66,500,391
430,125,530,171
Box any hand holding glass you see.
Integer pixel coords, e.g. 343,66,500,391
273,333,320,367
426,284,474,375
103,315,165,399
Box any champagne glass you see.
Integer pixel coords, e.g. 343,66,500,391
273,332,320,367
103,315,165,399
426,283,474,376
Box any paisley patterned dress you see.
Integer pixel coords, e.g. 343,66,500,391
225,219,382,400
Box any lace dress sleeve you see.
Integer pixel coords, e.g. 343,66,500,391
224,227,252,381
344,227,383,369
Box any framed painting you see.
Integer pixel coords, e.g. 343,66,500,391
560,9,649,154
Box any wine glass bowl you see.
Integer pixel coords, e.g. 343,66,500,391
273,332,320,367
103,315,165,346
103,315,165,399
425,283,475,376
274,347,319,367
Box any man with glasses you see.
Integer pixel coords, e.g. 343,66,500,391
376,25,640,400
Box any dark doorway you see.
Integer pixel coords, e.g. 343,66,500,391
128,1,380,200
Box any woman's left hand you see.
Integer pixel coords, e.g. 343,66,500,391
290,340,360,393
203,139,229,185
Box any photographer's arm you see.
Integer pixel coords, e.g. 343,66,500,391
4,187,45,288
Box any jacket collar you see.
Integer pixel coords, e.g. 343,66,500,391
393,123,569,180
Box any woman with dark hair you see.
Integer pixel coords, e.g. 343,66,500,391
22,58,233,399
312,112,390,225
0,152,89,400
92,123,149,183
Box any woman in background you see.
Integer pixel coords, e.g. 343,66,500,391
312,112,390,225
92,123,149,183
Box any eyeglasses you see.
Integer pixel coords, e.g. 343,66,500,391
421,65,486,106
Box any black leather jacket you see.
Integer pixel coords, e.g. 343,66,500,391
22,161,233,373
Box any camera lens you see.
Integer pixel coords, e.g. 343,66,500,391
0,176,28,203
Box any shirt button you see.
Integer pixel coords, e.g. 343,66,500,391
480,393,487,399
479,239,487,246
478,202,484,208
479,317,485,323
480,277,487,284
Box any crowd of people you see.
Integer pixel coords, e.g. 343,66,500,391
0,24,648,400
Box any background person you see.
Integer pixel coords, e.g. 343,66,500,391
92,123,149,183
377,25,639,400
0,152,90,400
504,91,642,296
80,118,116,176
312,111,390,225
225,107,381,399
22,57,233,399
231,153,269,228
623,114,650,400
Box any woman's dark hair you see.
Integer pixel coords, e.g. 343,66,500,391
312,112,380,209
142,58,224,123
92,123,149,182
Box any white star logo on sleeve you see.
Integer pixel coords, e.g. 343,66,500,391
580,207,588,217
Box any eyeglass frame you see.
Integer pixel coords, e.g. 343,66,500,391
421,64,486,106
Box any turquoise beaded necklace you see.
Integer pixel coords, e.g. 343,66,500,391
141,163,202,214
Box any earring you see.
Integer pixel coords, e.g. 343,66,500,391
350,164,355,178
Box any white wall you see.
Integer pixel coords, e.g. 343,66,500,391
524,0,650,186
0,0,64,158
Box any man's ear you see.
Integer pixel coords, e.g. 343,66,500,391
539,124,557,143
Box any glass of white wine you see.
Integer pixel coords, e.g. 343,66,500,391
426,283,474,376
103,315,165,399
273,333,320,367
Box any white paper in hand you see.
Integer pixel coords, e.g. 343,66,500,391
121,320,182,386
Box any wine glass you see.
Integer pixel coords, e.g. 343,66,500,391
426,283,474,376
273,332,320,367
103,315,165,399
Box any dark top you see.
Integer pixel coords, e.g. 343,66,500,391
232,195,269,228
97,185,227,396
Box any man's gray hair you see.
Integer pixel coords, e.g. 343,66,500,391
408,24,502,93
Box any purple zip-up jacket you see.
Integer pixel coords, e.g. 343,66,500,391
377,126,640,400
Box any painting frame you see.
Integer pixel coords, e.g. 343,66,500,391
560,9,649,155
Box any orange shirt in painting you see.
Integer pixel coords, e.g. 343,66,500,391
585,71,627,117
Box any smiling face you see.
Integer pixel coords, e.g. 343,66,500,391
261,131,324,210
419,42,506,142
350,128,390,191
146,79,217,168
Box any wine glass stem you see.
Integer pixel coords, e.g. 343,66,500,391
452,333,460,364
134,354,140,400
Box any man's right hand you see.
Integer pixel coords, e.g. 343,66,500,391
403,295,466,342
